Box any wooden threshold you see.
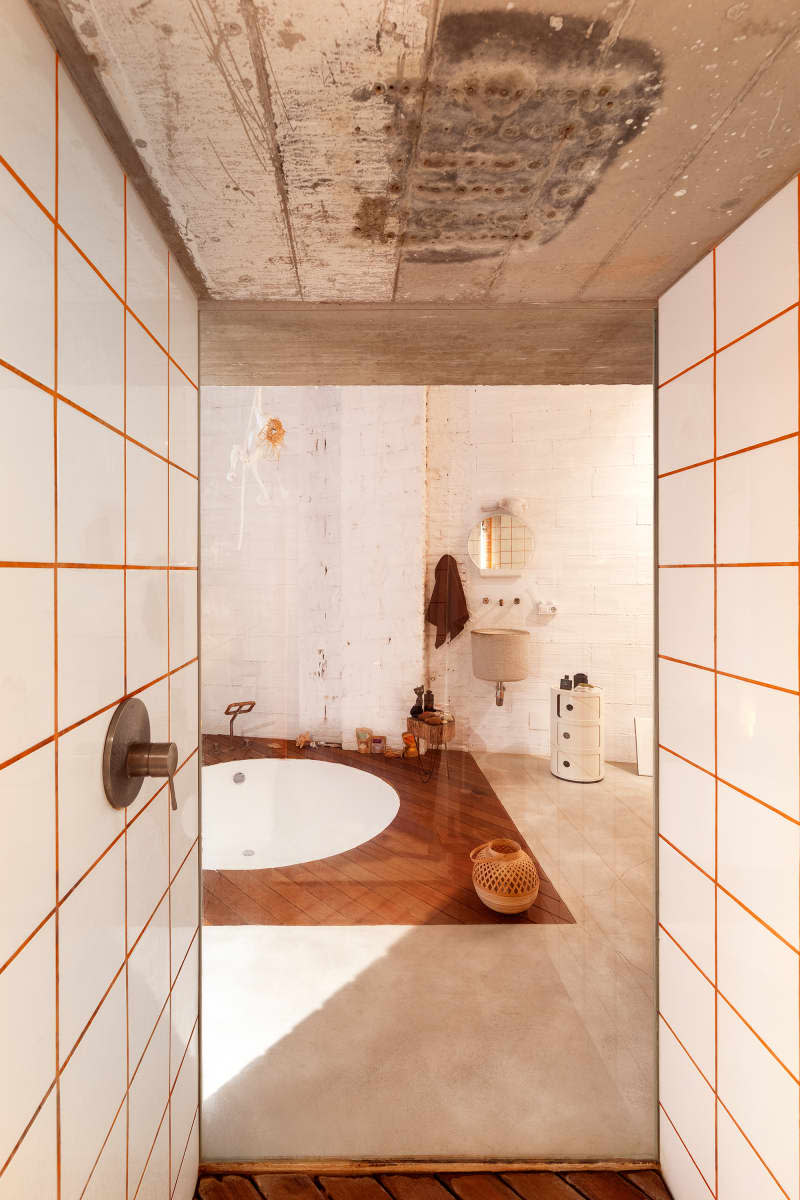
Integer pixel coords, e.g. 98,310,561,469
199,1161,661,1176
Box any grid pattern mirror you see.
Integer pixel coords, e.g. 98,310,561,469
467,512,533,573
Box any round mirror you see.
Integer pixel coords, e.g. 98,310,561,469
467,512,533,574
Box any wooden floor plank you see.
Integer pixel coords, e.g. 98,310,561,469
621,1173,672,1200
440,1174,523,1200
379,1174,456,1200
201,736,574,928
318,1177,393,1200
198,1177,264,1200
562,1173,649,1199
500,1172,584,1198
253,1174,325,1200
197,1173,671,1200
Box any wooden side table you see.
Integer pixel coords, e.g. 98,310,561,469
407,714,455,780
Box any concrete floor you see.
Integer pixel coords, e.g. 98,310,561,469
201,755,656,1162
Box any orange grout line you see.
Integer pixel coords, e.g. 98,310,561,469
0,562,197,570
658,1103,716,1197
658,742,716,778
659,832,800,953
0,1079,58,1178
712,242,719,1197
659,922,716,988
58,959,127,1076
0,154,198,390
716,300,800,356
0,358,197,479
658,457,715,479
0,152,55,221
74,1092,127,1200
53,51,62,1200
0,663,198,774
658,653,800,697
660,929,800,1086
166,245,174,1194
716,1097,793,1200
130,1096,169,1200
658,352,715,389
170,1103,199,1198
657,431,800,480
74,936,200,1200
659,1012,715,1091
717,993,800,1086
0,355,55,395
0,906,58,978
659,739,800,824
658,301,800,391
796,171,800,1200
659,833,716,884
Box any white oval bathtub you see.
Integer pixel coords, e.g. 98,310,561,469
201,758,400,870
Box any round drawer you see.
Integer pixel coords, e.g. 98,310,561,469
555,720,601,751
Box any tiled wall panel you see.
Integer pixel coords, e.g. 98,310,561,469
657,174,800,1200
0,0,199,1195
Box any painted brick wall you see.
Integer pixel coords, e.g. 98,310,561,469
0,0,200,1195
425,385,653,762
201,386,426,748
657,176,800,1200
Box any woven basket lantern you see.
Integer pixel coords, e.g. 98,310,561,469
470,838,540,914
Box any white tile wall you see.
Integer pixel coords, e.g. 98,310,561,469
0,744,55,966
716,308,798,456
716,438,798,564
658,254,715,384
657,358,714,475
0,366,54,561
0,13,199,1195
715,180,799,347
658,172,800,1200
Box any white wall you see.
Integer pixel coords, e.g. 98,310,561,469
0,1,200,1195
202,383,652,763
201,386,426,748
426,385,653,762
657,175,800,1200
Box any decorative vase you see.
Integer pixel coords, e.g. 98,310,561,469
469,838,540,914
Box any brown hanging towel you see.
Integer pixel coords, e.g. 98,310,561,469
426,554,470,648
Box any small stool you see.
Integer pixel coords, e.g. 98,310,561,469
407,714,455,780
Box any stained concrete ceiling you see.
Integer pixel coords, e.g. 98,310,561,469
35,0,800,304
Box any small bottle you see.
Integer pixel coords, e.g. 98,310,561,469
424,688,435,712
560,675,572,690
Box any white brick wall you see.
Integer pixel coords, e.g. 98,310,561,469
201,383,653,762
201,386,426,748
425,385,654,762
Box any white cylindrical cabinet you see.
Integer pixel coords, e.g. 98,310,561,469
550,685,604,782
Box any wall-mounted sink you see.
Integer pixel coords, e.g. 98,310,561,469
471,628,530,705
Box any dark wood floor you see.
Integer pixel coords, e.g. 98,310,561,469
202,735,573,926
196,1170,672,1200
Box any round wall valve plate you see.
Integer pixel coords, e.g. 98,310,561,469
103,697,150,810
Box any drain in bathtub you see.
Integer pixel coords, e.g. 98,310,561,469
233,771,246,783
242,849,255,857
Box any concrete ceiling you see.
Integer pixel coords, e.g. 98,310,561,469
35,0,800,304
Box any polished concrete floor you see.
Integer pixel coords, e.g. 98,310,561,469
201,755,656,1162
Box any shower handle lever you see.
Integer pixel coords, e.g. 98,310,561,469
127,741,179,810
103,698,179,811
